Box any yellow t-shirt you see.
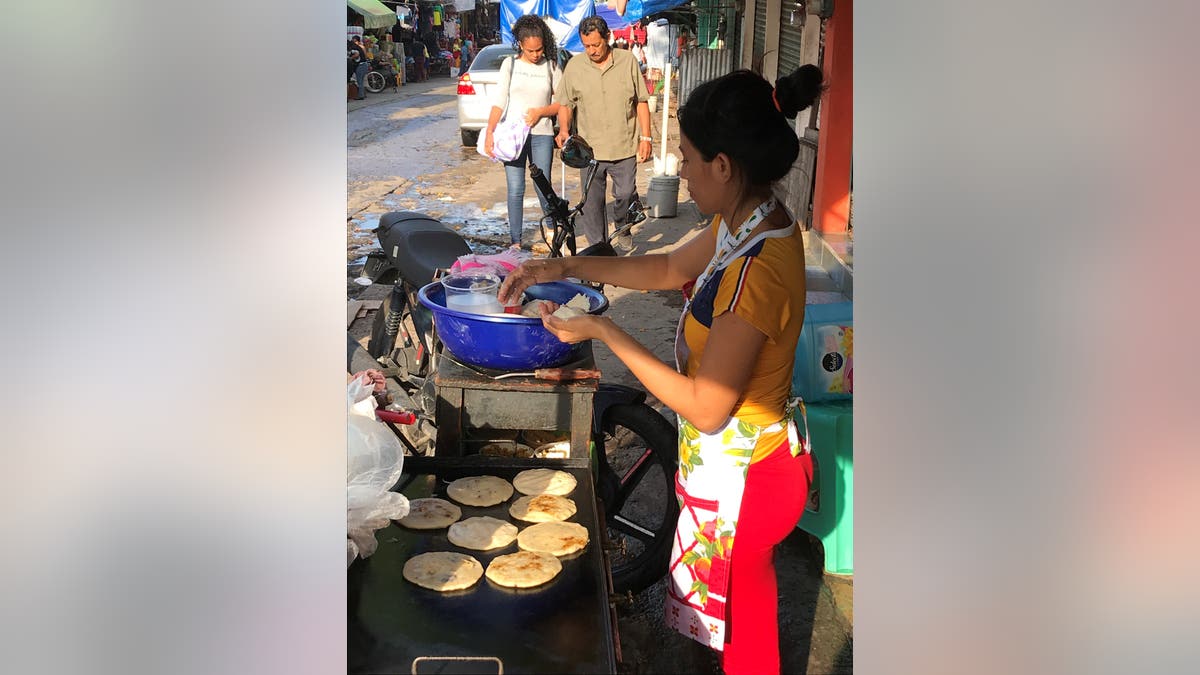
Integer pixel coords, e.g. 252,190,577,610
681,216,807,462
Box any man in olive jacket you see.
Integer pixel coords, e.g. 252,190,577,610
555,16,652,250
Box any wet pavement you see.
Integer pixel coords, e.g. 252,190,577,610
346,77,567,273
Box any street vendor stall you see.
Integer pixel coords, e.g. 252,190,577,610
348,0,399,31
347,286,623,673
348,344,621,674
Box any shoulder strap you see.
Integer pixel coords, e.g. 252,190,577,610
502,56,516,118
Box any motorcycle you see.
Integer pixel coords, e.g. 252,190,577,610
358,136,677,594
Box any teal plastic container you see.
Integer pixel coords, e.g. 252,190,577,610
791,302,853,402
796,400,854,575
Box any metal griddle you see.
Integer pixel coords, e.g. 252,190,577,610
348,456,617,675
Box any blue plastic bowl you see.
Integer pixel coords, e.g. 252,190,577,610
417,280,609,371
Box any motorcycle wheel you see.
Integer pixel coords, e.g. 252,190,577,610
365,71,385,93
595,403,679,595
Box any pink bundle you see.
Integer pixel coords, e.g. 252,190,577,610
450,248,531,276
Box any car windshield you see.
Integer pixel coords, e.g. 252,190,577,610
470,45,515,72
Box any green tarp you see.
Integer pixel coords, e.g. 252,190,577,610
348,0,398,30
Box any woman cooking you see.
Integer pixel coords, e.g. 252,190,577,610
498,64,826,675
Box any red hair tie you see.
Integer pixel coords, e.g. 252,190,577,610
771,88,782,113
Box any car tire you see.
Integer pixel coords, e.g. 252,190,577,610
461,129,479,147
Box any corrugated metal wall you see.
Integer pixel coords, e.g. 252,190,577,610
776,127,820,229
677,47,738,107
753,1,767,59
777,12,804,80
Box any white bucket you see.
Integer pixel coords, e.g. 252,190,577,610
645,175,680,218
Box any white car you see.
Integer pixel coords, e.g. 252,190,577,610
457,44,572,146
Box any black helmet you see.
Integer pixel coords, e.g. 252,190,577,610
559,135,594,169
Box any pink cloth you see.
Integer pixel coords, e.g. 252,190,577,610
450,249,531,276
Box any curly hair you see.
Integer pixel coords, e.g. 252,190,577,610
678,65,826,186
510,14,558,66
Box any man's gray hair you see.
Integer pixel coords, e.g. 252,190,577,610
578,16,610,39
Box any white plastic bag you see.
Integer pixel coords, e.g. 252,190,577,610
476,117,531,162
346,377,409,563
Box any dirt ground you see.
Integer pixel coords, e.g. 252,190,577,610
614,535,853,675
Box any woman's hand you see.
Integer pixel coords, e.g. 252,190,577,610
523,108,541,127
539,303,610,344
497,258,569,305
484,133,495,158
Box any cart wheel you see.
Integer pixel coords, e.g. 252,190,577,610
365,71,385,93
595,403,679,595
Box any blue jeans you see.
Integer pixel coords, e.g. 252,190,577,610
354,62,369,98
503,133,554,244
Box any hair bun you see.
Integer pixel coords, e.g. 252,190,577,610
774,64,825,119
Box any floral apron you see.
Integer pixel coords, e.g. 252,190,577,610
663,198,811,650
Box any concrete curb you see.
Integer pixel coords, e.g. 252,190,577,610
347,75,457,113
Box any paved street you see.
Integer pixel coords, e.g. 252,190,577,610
347,78,514,267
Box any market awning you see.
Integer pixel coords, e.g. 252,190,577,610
348,0,398,30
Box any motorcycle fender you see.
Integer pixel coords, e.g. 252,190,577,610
577,241,618,258
361,251,399,285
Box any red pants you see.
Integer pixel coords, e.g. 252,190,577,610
721,443,812,675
